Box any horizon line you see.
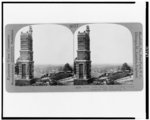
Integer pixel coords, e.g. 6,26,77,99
34,63,133,66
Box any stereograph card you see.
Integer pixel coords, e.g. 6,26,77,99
5,23,143,92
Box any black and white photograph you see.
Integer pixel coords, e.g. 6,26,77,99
14,24,134,86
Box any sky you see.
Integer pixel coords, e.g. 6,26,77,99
15,24,133,65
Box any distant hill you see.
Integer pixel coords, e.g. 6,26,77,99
34,64,63,78
34,64,73,78
34,64,133,78
91,64,133,78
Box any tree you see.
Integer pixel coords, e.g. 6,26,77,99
121,63,131,72
63,63,73,72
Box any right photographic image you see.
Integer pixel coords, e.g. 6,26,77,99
73,24,133,85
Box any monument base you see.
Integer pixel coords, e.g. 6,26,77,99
15,79,31,86
74,79,88,85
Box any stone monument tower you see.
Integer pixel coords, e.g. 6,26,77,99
17,26,34,81
74,25,91,85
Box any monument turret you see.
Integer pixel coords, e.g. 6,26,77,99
17,26,34,81
74,25,91,85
